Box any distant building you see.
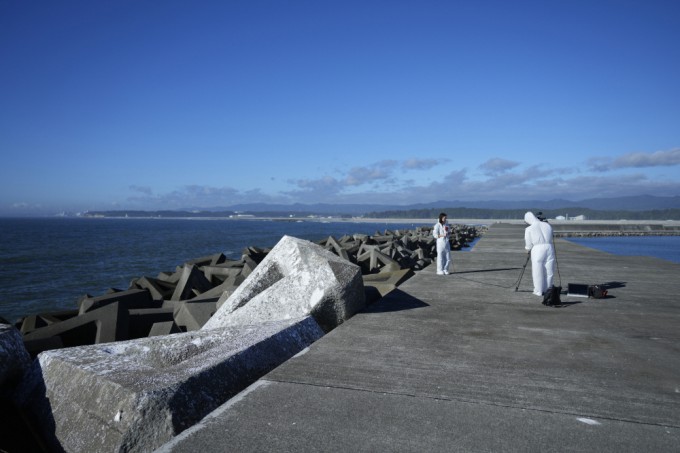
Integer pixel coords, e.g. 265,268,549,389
555,214,587,221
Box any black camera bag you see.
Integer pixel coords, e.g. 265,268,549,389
588,285,608,299
542,286,562,306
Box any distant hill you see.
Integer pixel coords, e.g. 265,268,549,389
219,195,680,214
82,195,680,220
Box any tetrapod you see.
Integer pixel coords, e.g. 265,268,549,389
515,252,531,292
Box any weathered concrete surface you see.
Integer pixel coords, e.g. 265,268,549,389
362,268,414,297
15,316,324,453
158,223,680,452
203,235,365,332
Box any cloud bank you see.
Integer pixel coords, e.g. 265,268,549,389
115,148,680,210
4,148,679,215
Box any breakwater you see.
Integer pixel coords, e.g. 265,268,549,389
9,224,482,357
1,224,482,452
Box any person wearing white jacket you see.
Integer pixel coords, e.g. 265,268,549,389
433,212,451,275
524,211,555,296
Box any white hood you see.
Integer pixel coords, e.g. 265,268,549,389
524,211,538,225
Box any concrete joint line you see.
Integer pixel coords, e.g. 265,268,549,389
263,378,680,430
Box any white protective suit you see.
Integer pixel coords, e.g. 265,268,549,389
524,211,555,295
433,221,451,274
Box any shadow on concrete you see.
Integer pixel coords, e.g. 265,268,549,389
363,289,429,314
602,281,627,290
453,267,522,274
552,300,584,308
9,361,62,453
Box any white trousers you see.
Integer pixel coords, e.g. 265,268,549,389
436,238,451,273
530,244,555,294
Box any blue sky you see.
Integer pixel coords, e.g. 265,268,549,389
1,0,679,215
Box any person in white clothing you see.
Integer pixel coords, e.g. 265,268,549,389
433,212,451,275
524,211,555,296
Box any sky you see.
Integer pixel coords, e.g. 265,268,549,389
1,0,679,215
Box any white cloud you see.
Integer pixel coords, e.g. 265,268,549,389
402,158,442,170
590,148,680,171
612,148,680,168
129,185,153,195
98,152,680,211
345,161,398,186
125,185,285,209
479,158,520,175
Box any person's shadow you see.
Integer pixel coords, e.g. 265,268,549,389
362,289,429,313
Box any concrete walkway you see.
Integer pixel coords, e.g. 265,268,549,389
157,224,680,452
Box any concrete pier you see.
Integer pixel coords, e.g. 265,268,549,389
156,223,680,452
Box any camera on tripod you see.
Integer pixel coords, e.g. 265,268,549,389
536,211,547,222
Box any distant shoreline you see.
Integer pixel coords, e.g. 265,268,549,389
5,215,680,230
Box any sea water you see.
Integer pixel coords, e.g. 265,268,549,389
565,236,680,265
0,217,425,322
2,218,678,323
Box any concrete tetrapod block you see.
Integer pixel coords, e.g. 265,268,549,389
23,302,130,357
15,316,324,453
133,276,175,300
148,321,181,337
172,300,217,331
362,268,415,297
203,235,365,333
170,264,213,301
78,288,154,315
19,310,79,335
127,308,175,339
0,324,31,396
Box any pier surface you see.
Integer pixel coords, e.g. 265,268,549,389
157,223,680,452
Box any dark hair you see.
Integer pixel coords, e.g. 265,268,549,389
438,212,447,224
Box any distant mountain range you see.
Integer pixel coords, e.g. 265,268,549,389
215,195,680,215
82,195,680,219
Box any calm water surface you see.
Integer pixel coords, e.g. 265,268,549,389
2,218,677,323
0,217,426,322
565,236,680,264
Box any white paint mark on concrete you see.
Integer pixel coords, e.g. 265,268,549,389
577,417,601,425
293,347,310,358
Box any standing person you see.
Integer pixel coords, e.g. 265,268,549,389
524,211,555,296
433,212,451,275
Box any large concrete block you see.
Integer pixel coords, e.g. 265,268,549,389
172,300,217,331
363,268,415,297
15,316,323,453
23,302,129,357
133,276,175,300
19,309,79,335
240,254,259,279
186,252,226,267
0,324,31,396
201,264,243,284
148,321,181,337
191,273,242,301
127,308,175,339
170,264,213,301
203,235,365,332
79,288,154,314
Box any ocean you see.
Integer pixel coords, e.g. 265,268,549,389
1,218,679,324
565,236,680,265
0,217,426,323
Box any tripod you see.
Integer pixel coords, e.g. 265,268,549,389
515,252,531,292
